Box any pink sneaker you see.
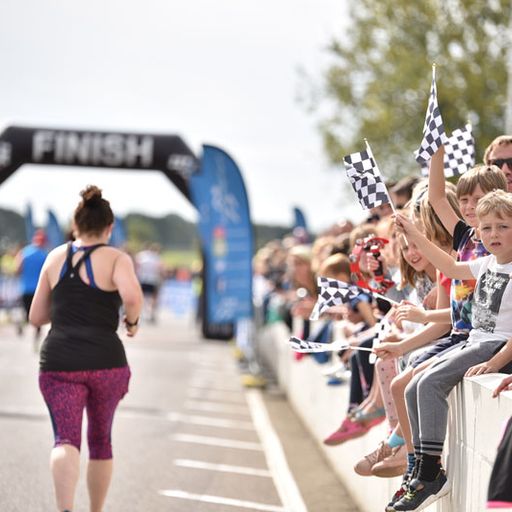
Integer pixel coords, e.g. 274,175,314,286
354,440,393,476
323,417,370,446
363,414,387,430
371,443,407,478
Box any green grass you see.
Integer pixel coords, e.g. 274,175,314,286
161,249,200,269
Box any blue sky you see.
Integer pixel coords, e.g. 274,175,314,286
0,0,363,232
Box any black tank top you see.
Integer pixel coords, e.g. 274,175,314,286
39,243,127,371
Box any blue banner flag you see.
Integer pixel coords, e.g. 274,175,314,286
24,203,35,242
110,215,127,247
189,145,253,324
293,206,309,243
293,207,307,230
46,209,64,249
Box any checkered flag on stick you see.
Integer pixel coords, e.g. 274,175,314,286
415,64,448,164
310,277,360,321
288,336,374,354
310,276,399,321
343,141,394,211
419,123,475,177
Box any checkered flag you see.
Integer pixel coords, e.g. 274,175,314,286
444,124,475,177
415,65,448,164
310,277,361,321
288,336,346,353
419,124,475,177
343,143,392,211
288,335,374,353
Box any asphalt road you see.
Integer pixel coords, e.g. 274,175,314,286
0,312,357,512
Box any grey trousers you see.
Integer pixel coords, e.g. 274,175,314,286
405,339,505,456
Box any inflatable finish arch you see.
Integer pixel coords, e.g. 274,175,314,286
0,125,198,197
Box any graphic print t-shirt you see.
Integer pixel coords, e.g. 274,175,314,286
451,221,489,333
468,255,512,344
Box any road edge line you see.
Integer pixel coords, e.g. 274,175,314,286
246,389,308,512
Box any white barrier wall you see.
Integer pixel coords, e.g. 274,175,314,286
258,322,512,512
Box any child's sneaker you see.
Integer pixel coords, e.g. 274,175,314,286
385,476,410,512
326,376,344,386
354,440,392,476
372,443,407,478
393,469,450,511
324,417,366,445
241,373,267,388
353,406,386,423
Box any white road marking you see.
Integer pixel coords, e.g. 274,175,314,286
246,389,308,512
193,367,235,375
166,412,254,430
187,389,247,404
171,433,262,451
158,490,285,512
189,381,242,392
184,400,250,416
173,459,271,477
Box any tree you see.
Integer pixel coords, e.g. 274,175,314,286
313,0,511,178
0,207,25,249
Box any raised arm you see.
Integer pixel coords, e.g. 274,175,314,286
428,145,461,235
395,213,473,280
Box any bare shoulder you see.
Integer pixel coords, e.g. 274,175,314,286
109,248,135,267
45,244,69,264
95,245,127,258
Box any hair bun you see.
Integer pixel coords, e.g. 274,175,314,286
80,185,103,206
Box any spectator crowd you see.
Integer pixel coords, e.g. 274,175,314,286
252,135,512,511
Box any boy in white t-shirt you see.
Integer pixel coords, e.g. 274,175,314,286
390,189,512,511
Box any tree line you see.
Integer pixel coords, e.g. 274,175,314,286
0,207,291,252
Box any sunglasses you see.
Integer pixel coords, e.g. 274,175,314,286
490,158,512,169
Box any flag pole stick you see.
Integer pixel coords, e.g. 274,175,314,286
364,138,398,215
341,345,375,353
372,291,399,306
356,282,399,306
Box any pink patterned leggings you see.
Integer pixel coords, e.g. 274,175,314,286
39,366,130,459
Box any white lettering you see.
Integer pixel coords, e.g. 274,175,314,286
31,130,155,168
125,135,153,167
62,132,91,164
91,134,104,166
102,134,125,166
54,131,66,162
167,154,197,176
33,131,55,161
0,142,12,168
211,185,241,223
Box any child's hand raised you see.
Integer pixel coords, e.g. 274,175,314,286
393,213,422,240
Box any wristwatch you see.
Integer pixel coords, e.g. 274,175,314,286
125,317,139,327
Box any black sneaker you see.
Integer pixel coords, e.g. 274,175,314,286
385,477,409,511
392,470,450,511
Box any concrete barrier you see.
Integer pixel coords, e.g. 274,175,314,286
258,322,512,512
